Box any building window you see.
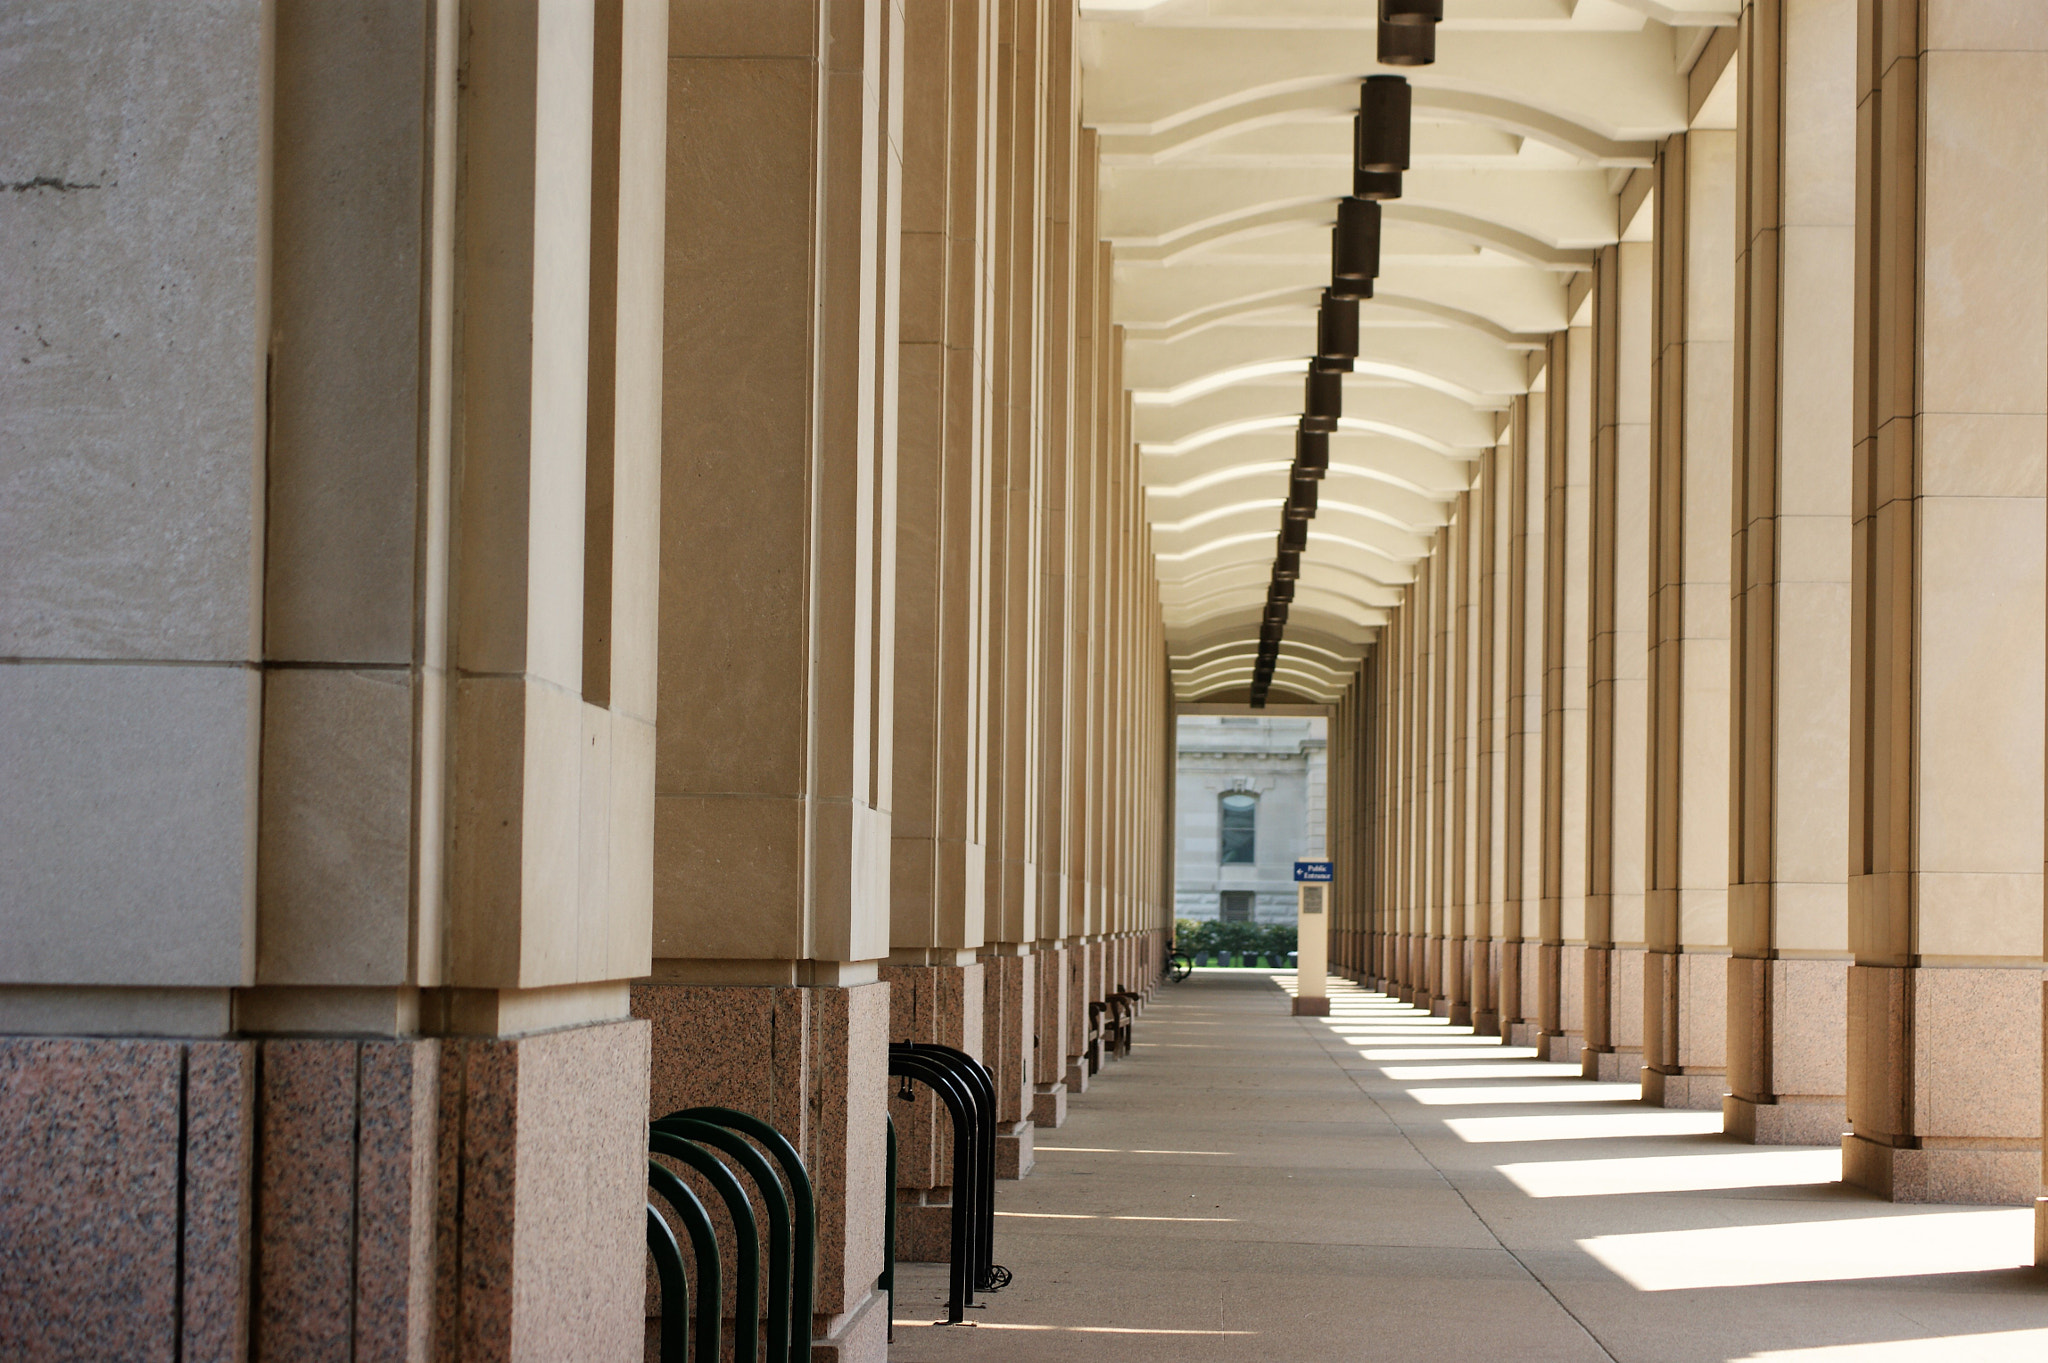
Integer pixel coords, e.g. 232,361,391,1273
1220,891,1255,923
1219,792,1256,864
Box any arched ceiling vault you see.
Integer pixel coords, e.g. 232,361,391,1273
1085,0,1722,701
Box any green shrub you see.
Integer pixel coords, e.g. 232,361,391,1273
1175,916,1297,963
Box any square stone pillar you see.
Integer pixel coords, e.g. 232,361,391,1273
1644,129,1736,1110
1505,391,1550,1047
652,3,906,1355
1847,0,2047,1209
1447,495,1478,1027
1541,324,1595,1063
1473,440,1512,1036
1587,242,1655,1082
5,2,666,1356
1726,0,1856,1146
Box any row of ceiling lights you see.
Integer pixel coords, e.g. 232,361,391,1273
1248,0,1441,708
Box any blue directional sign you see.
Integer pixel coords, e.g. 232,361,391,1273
1293,860,1334,882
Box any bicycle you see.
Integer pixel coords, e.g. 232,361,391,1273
1168,949,1194,983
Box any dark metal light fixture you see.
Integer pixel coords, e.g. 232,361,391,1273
1378,19,1434,65
1331,198,1381,296
1382,0,1443,23
1353,161,1402,202
1318,290,1360,365
1270,577,1295,603
1290,472,1319,515
1281,517,1308,552
1296,427,1329,476
1260,623,1283,645
1303,367,1342,431
1275,549,1301,580
1357,77,1411,174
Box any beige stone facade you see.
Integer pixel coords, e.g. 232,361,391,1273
11,1,2048,1358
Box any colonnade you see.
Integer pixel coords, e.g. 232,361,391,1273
1328,0,2048,1235
2,1,1169,1357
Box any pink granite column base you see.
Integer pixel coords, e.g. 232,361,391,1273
444,1019,649,1362
1726,955,1848,1145
1643,950,1729,1111
1844,964,2041,1206
634,981,887,1350
0,1037,253,1363
878,963,985,1192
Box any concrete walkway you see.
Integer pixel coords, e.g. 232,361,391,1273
888,971,2048,1362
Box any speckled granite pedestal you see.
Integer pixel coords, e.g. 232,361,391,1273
633,980,888,1363
882,961,985,1257
1,1020,648,1363
1031,943,1069,1127
979,951,1036,1178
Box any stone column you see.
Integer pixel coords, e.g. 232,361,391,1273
1473,442,1509,1035
1847,0,2047,1210
1505,391,1550,1045
642,3,904,1355
1644,128,1736,1110
1429,527,1455,1015
1586,242,1655,1082
1447,497,1478,1025
886,0,1006,1252
1726,0,1856,1146
4,3,668,1355
1542,324,1595,1063
1417,555,1443,1009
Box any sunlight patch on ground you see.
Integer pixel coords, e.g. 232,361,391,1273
995,1211,1239,1222
1730,1329,2048,1361
1407,1083,1643,1106
894,1323,1257,1335
1443,1110,1725,1142
1580,1209,2033,1290
1380,1062,1585,1080
1497,1148,1841,1198
1358,1046,1541,1060
1034,1147,1236,1155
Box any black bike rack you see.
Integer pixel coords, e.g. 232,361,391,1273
646,1107,818,1363
887,1041,1010,1324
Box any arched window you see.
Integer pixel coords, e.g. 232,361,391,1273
1219,792,1257,864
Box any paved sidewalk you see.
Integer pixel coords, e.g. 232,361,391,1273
886,971,2048,1362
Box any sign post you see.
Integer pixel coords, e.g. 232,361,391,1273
1292,860,1334,1016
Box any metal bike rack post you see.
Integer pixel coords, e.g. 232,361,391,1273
646,1159,722,1363
887,1049,981,1322
651,1131,762,1363
882,1115,898,1342
657,1117,796,1363
666,1106,816,1363
902,1042,1006,1294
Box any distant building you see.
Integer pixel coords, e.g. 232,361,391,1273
1175,715,1327,924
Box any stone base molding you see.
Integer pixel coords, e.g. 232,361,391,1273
1726,956,1848,1145
1643,948,1727,1109
1845,965,2041,1207
0,1020,649,1363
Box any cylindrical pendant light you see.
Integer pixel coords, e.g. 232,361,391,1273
1260,623,1283,646
1357,77,1411,174
1318,290,1359,365
1331,197,1380,294
1275,549,1301,580
1382,0,1442,23
1353,163,1402,202
1296,426,1329,476
1378,20,1434,65
1270,577,1295,603
1290,473,1319,515
1303,367,1342,431
1281,517,1308,552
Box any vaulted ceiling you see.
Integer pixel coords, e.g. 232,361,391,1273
1082,0,1734,702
